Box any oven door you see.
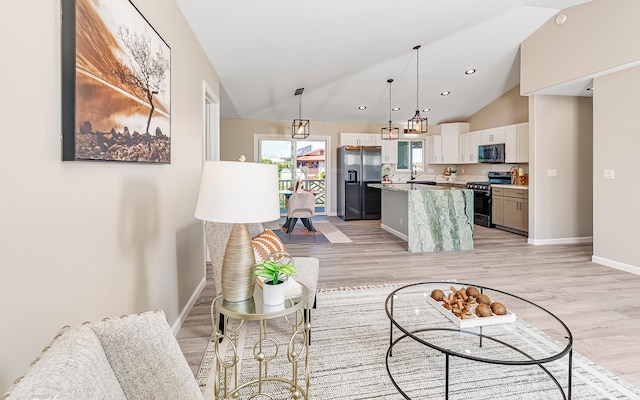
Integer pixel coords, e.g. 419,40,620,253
472,190,492,227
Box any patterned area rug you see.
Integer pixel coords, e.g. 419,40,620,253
196,285,640,400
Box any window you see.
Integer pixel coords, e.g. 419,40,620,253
257,138,327,215
397,140,423,171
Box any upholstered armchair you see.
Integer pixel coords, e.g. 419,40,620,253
204,222,318,308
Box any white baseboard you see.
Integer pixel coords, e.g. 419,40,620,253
592,256,640,276
527,236,593,245
172,276,207,335
380,224,408,241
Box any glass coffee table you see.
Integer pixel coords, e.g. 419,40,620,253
385,282,573,399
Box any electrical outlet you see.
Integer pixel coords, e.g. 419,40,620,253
603,169,615,180
400,217,403,226
461,168,465,174
547,169,557,177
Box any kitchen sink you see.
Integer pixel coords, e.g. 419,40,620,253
408,180,437,185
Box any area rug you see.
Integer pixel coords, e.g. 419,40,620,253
274,225,330,244
272,220,352,244
196,285,640,400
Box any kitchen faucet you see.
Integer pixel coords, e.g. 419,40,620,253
411,164,418,180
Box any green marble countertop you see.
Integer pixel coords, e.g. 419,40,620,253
368,183,469,192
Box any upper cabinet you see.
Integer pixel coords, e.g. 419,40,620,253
458,131,478,164
381,140,397,164
428,122,469,164
426,135,443,164
477,126,506,146
505,123,529,163
340,133,380,146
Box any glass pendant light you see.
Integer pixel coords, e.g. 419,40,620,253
292,88,309,139
381,79,399,140
407,45,428,134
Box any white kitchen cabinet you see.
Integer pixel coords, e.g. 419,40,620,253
340,133,380,146
517,123,529,162
426,135,442,164
477,126,506,145
381,140,397,164
436,122,469,164
505,123,529,163
458,132,478,164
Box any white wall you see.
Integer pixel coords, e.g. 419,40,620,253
528,95,593,244
0,0,217,391
592,66,640,272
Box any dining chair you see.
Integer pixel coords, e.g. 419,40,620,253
285,191,316,238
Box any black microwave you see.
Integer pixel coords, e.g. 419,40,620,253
478,143,505,163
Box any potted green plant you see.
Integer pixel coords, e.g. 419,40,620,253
254,260,296,305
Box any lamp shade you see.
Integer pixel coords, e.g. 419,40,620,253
194,161,280,223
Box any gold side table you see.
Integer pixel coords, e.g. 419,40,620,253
211,284,310,399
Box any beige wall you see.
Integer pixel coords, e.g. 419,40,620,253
465,85,529,131
221,118,387,215
0,0,217,390
528,95,593,242
592,66,640,270
521,0,640,95
522,0,639,270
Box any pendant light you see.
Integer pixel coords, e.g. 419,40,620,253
292,87,309,139
381,79,399,140
407,45,428,134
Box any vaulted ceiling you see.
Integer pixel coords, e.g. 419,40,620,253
177,0,592,127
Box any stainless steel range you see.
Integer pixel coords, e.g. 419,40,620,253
466,171,512,227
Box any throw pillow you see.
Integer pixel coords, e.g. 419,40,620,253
251,229,287,262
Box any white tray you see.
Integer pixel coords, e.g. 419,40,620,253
425,289,516,328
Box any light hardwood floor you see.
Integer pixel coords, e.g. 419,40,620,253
177,217,640,387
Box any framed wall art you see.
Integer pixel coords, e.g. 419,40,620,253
62,0,171,163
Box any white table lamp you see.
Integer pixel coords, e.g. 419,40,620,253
195,161,280,302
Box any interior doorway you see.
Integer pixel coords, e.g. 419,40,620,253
203,83,219,161
257,138,328,215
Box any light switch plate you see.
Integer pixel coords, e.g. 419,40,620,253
604,169,615,180
547,169,557,177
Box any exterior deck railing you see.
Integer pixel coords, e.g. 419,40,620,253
279,179,326,213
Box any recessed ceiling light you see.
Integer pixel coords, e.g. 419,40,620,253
392,107,401,111
441,91,451,96
358,105,367,110
423,108,431,112
465,68,476,75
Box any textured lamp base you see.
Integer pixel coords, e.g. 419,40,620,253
221,223,256,302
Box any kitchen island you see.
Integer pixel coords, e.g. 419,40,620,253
368,183,473,252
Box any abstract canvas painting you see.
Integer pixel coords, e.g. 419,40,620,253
62,0,171,163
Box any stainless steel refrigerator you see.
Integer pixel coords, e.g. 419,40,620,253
337,146,382,220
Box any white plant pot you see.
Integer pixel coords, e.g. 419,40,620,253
262,280,285,305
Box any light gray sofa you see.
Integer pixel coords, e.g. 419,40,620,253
1,310,202,400
205,222,319,308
